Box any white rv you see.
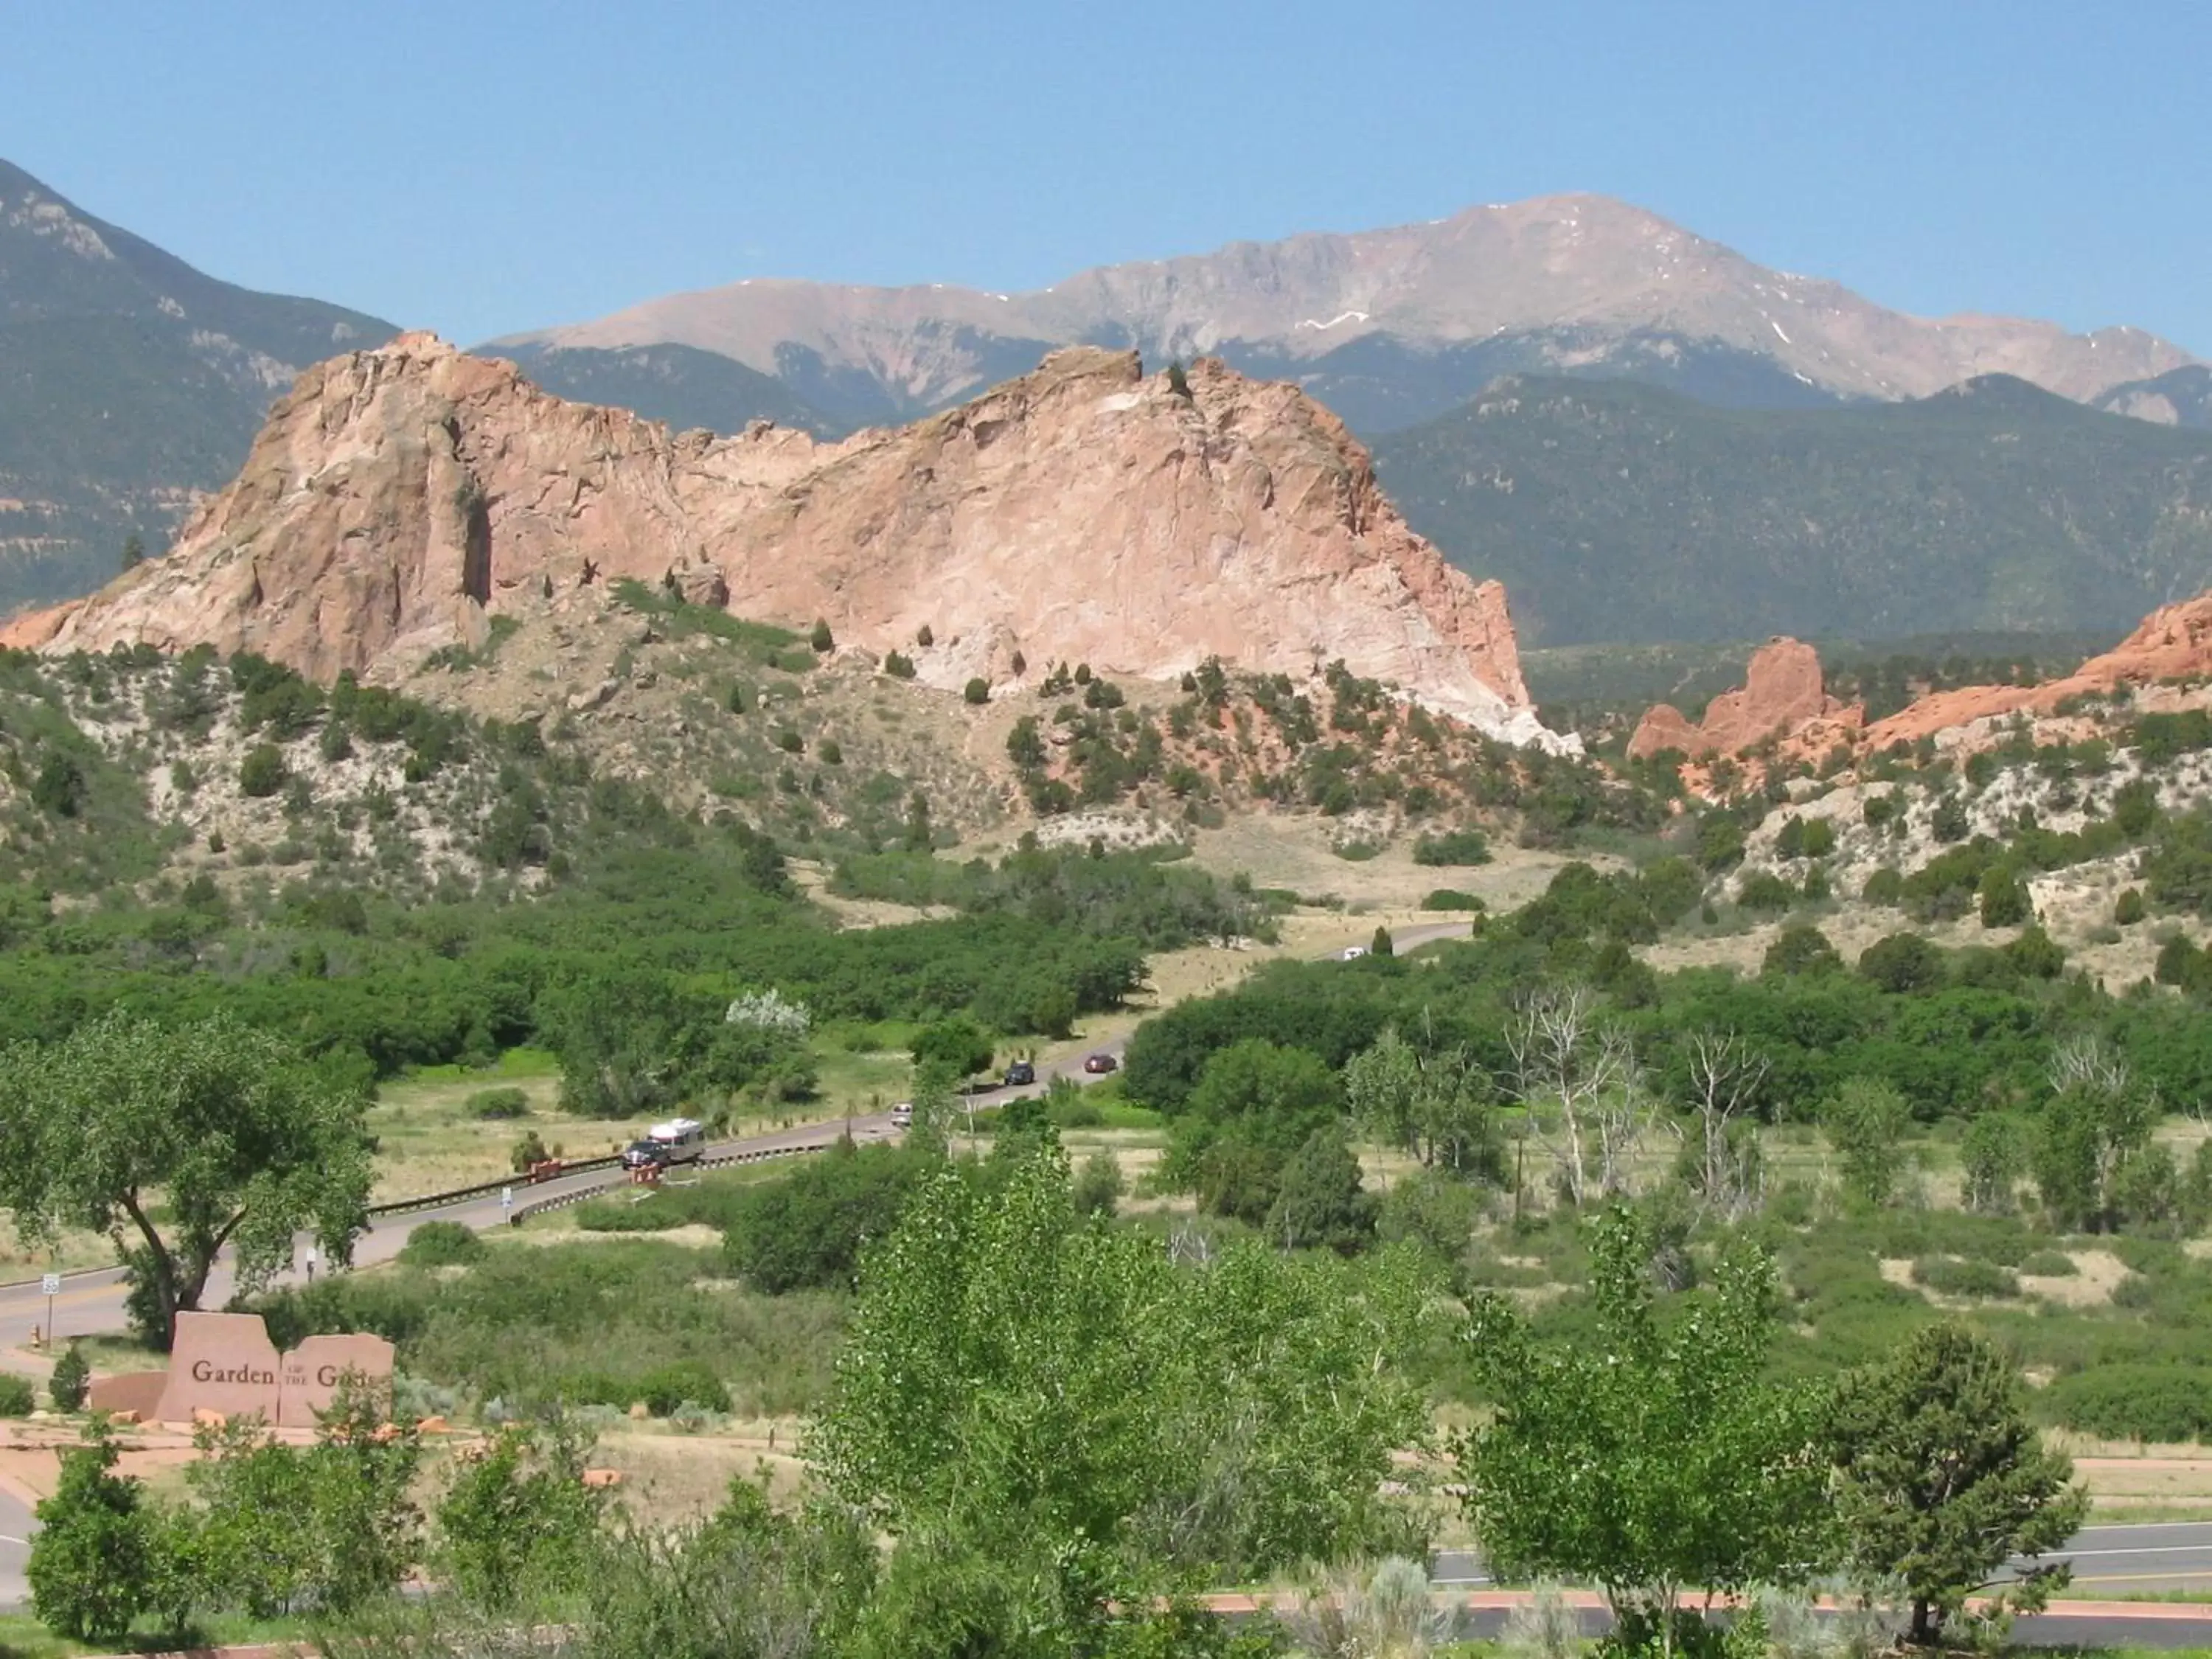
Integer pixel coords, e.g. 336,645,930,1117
622,1117,708,1169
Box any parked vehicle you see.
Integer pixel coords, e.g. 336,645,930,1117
1004,1060,1037,1088
890,1101,914,1128
621,1116,707,1169
1082,1053,1118,1075
1337,945,1368,961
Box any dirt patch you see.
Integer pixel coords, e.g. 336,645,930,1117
592,1422,809,1523
786,858,950,929
1184,815,1601,914
2022,1248,2132,1308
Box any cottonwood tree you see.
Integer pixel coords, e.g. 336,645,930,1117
1829,1321,2087,1644
1680,1030,1768,1221
1823,1076,1912,1208
0,1012,373,1348
2035,1035,2156,1231
1508,985,1647,1206
1344,1020,1500,1178
814,1145,1432,1638
1458,1206,1834,1659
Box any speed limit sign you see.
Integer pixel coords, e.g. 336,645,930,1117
41,1272,60,1298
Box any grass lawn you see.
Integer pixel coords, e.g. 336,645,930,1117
0,1610,313,1658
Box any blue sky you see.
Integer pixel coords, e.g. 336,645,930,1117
6,1,2206,353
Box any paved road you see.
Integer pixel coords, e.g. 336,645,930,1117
0,1484,29,1613
1435,1523,2212,1596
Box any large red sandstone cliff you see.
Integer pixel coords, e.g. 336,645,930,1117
1,335,1565,750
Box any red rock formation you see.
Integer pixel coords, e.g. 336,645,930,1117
1627,637,1863,760
7,335,1564,749
1858,591,2212,749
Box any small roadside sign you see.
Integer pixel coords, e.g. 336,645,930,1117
41,1271,60,1346
40,1272,60,1298
501,1186,514,1212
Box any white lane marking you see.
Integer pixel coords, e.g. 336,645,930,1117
0,1534,27,1544
2064,1544,2212,1559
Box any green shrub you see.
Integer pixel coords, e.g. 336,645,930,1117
0,1371,34,1416
1422,889,1486,912
810,619,833,653
239,742,288,798
1910,1256,2020,1298
1737,872,1797,912
1862,867,1905,906
2117,888,2146,925
467,1086,532,1120
2020,1251,2077,1277
399,1220,489,1268
723,1141,936,1293
48,1343,91,1411
964,678,990,706
2039,1364,2212,1442
1412,828,1492,867
881,650,917,679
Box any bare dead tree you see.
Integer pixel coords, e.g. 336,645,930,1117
2048,1033,2129,1098
1683,1029,1770,1221
1509,984,1642,1206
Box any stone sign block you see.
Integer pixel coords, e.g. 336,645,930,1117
133,1311,395,1428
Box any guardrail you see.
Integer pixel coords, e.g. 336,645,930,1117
364,1155,624,1222
504,1136,847,1225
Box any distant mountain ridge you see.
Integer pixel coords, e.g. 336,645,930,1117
491,193,2199,435
1369,372,2212,647
2095,365,2212,430
0,158,398,613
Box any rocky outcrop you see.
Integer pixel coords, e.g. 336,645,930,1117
2,335,1565,749
1627,638,1862,760
1860,592,2212,749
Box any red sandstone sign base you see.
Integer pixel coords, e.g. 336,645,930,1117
87,1311,394,1428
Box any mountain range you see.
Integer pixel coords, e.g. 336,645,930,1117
492,192,2198,436
0,159,397,610
1372,373,2212,646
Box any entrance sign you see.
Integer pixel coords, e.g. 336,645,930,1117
88,1311,394,1427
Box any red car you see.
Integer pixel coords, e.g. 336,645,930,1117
1082,1053,1119,1075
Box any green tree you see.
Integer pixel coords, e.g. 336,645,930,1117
120,532,147,571
2115,887,2146,925
813,1147,1433,1627
0,1012,373,1348
1457,1206,1833,1657
28,1424,175,1643
964,676,990,705
1343,1024,1499,1177
2034,1039,2156,1232
911,1016,993,1082
1824,1077,1912,1208
435,1414,607,1611
1007,715,1047,768
1978,865,2031,928
1829,1321,2087,1644
1369,924,1394,959
1761,922,1841,978
810,618,834,653
29,752,86,818
1265,1126,1379,1254
1961,1113,2027,1215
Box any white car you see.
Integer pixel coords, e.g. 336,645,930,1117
1338,945,1368,961
890,1102,914,1129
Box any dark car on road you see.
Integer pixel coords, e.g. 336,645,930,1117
1082,1053,1118,1075
1003,1060,1037,1088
